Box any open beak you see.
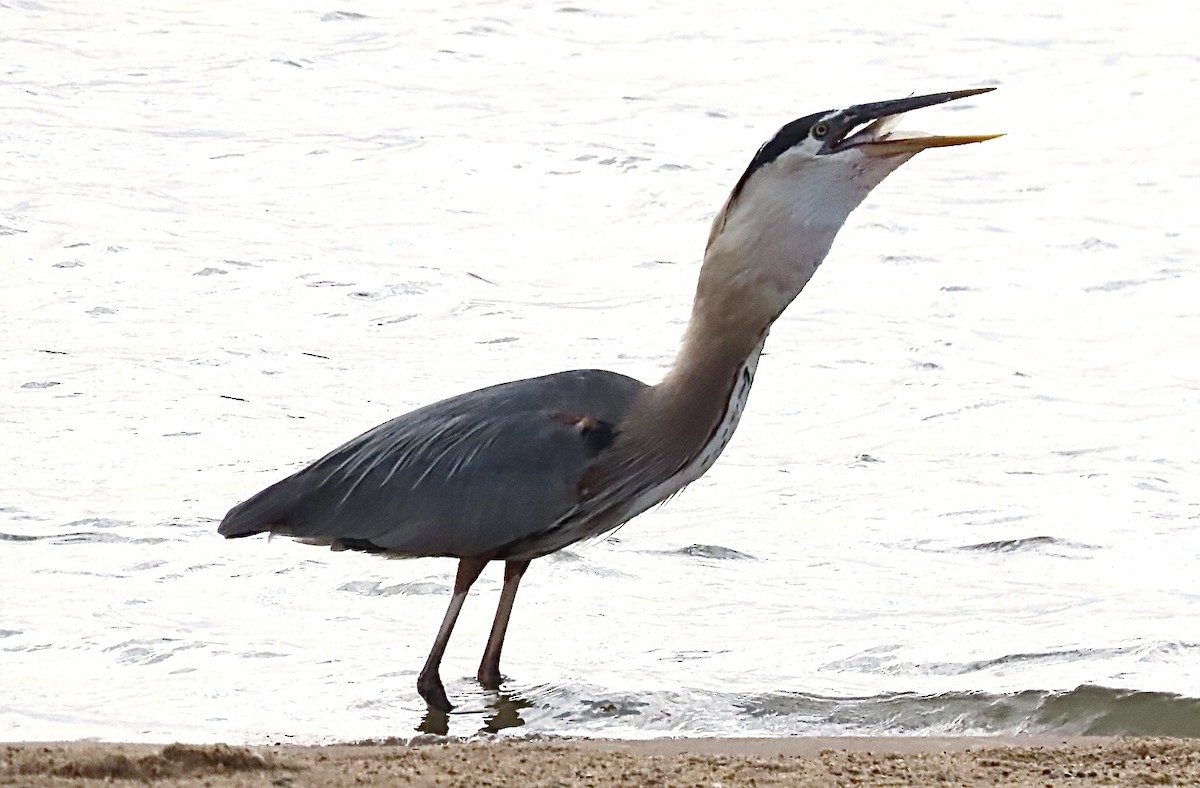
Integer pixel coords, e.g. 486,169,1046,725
824,87,1001,156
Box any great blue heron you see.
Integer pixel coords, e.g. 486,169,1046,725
219,88,998,712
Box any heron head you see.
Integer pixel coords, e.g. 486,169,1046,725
700,87,999,322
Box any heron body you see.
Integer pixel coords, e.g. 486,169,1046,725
221,370,645,559
219,88,998,712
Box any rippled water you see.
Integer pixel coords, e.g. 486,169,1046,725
3,0,1198,743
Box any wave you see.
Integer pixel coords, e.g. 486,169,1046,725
736,685,1200,737
423,683,1200,738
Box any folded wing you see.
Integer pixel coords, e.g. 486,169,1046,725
218,369,646,558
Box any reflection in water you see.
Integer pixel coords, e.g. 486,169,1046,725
416,687,533,735
417,707,449,736
481,689,534,734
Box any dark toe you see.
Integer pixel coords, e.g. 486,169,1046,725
477,669,504,690
417,676,454,712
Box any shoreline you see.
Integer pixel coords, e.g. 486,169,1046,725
5,736,1199,786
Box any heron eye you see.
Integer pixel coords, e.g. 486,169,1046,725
812,122,830,138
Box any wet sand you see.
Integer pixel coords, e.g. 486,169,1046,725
4,736,1199,786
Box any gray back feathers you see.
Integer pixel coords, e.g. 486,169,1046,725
218,370,646,558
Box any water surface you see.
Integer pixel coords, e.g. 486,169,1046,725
2,0,1198,742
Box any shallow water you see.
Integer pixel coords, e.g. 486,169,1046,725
3,0,1199,743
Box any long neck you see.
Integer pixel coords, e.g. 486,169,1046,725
579,153,872,506
655,285,772,442
580,263,776,503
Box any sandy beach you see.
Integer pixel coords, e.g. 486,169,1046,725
5,737,1199,786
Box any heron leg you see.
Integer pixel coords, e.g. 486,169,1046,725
476,559,531,689
417,557,488,712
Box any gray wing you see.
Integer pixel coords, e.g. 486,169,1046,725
218,369,646,557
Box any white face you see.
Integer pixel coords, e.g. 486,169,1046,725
700,89,996,325
755,131,917,231
706,128,919,317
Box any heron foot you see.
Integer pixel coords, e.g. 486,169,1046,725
476,666,505,690
417,671,454,712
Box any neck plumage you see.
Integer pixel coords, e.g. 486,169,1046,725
579,259,779,505
578,177,837,510
577,149,876,511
